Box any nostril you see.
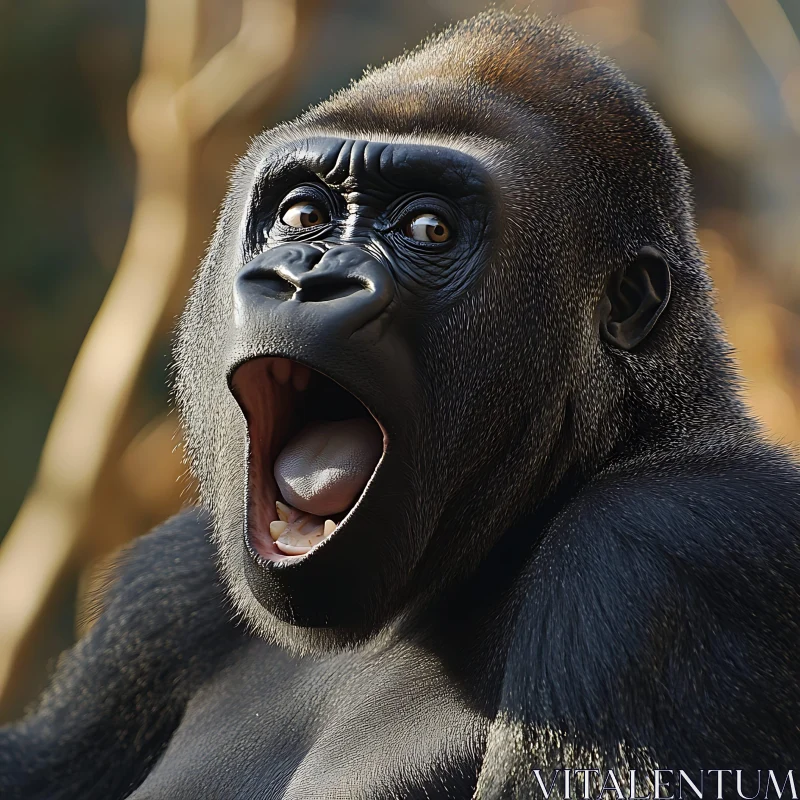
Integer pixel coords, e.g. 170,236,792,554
299,279,365,303
237,245,323,300
236,245,391,313
261,273,295,299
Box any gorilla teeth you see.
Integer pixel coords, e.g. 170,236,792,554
269,520,288,538
270,500,338,556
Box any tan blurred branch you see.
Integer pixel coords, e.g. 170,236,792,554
177,0,298,139
724,0,800,135
0,0,313,718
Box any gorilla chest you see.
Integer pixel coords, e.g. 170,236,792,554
131,638,490,799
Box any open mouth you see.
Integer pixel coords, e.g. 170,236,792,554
230,357,386,563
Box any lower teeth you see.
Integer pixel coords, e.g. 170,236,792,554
269,501,337,555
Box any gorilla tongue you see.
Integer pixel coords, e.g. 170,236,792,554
270,419,383,555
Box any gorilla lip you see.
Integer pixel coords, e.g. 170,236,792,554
230,356,386,564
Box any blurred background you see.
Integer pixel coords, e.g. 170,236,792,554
1,0,799,722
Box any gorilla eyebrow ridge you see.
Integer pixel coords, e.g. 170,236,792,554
252,136,497,201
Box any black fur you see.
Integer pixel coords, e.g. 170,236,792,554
0,511,246,798
3,12,800,799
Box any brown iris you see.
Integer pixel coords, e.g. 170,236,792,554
282,202,328,228
404,213,451,243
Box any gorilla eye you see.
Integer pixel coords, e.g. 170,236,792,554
281,202,328,228
404,214,451,243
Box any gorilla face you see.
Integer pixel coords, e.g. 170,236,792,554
229,136,502,624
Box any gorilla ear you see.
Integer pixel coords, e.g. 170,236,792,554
598,246,671,351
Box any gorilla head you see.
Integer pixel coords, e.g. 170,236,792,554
175,12,726,653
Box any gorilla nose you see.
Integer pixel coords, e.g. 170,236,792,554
234,243,394,335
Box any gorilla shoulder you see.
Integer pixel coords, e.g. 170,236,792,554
478,438,800,796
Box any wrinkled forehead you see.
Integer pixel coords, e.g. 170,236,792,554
248,134,507,200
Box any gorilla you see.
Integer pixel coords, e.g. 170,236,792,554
3,11,800,800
